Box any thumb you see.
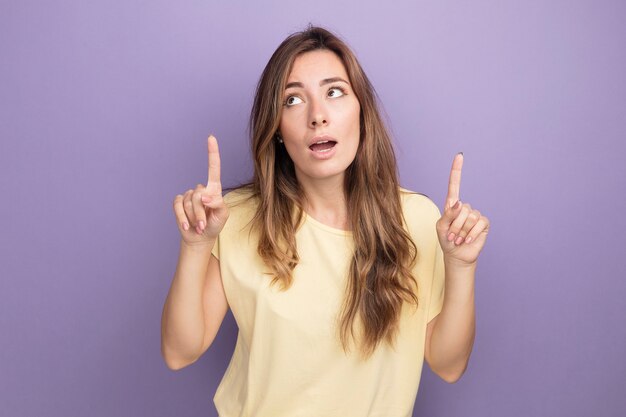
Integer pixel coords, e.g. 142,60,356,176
440,199,462,227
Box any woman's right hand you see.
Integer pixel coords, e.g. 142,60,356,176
172,135,229,247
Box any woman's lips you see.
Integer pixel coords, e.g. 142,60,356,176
309,140,337,152
308,140,337,160
307,135,338,159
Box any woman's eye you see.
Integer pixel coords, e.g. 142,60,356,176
328,87,346,98
285,96,303,106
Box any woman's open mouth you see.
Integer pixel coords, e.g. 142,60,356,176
309,140,337,153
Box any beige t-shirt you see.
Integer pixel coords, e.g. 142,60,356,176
211,188,445,417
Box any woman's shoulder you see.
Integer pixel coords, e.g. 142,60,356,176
398,187,441,220
223,185,257,206
221,185,259,226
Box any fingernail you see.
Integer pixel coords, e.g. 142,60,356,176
465,236,473,243
202,196,211,203
448,232,456,242
199,220,205,230
451,200,461,209
455,236,464,245
458,151,463,156
183,222,189,231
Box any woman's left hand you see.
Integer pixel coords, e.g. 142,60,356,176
435,153,490,267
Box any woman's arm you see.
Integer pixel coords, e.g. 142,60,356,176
161,135,230,370
161,241,228,370
424,260,476,383
425,153,489,382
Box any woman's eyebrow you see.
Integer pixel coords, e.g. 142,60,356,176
320,77,349,86
285,77,350,90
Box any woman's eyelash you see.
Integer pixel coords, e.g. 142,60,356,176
328,85,347,95
283,95,299,106
283,85,348,106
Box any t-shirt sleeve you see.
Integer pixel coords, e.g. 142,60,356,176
428,240,446,323
211,232,220,260
401,189,446,323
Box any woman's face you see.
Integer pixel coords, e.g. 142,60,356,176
278,49,361,184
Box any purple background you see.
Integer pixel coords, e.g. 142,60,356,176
1,1,625,416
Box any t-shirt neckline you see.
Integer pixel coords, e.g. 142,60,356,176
303,212,353,236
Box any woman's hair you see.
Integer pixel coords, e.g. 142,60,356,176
245,25,419,360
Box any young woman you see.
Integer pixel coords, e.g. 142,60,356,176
161,26,489,416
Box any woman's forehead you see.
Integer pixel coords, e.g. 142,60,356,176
286,50,349,84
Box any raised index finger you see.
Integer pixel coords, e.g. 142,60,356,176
446,152,463,209
207,135,221,187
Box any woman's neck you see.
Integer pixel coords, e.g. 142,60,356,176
297,173,349,231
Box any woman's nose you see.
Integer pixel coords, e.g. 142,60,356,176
309,99,328,127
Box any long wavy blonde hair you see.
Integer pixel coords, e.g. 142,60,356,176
243,25,419,359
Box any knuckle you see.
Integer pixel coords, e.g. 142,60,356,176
191,191,200,201
180,209,189,220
